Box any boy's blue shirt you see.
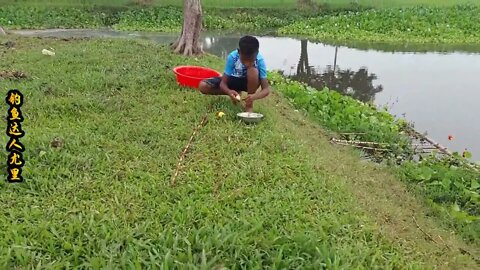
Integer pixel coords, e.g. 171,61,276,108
224,50,267,79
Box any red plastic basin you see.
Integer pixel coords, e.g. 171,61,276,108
173,66,222,89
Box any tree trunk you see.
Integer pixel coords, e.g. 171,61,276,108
171,0,203,56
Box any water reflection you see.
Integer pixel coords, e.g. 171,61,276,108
294,66,384,103
291,40,383,103
202,36,239,59
297,40,311,76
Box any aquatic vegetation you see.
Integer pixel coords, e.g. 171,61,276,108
114,6,183,32
0,6,108,29
0,6,312,32
269,72,480,245
400,155,480,244
279,5,480,44
202,8,310,31
269,72,411,153
3,5,480,45
114,7,299,32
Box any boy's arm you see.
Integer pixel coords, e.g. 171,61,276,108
251,58,270,100
256,78,271,99
220,75,235,97
221,53,238,97
246,77,270,102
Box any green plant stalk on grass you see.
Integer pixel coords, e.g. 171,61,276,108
0,36,477,268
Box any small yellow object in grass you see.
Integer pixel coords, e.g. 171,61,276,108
216,111,225,118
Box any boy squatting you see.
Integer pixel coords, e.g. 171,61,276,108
199,36,271,112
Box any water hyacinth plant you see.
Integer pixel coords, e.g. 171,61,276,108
279,5,480,44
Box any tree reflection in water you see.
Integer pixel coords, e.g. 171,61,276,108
293,40,383,103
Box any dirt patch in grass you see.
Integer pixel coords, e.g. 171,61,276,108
2,41,15,49
0,70,27,80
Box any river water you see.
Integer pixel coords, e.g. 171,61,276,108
10,29,480,160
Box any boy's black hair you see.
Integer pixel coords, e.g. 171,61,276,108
238,36,259,58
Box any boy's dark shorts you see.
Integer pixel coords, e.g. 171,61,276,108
203,75,251,93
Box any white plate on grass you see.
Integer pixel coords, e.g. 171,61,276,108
237,112,264,123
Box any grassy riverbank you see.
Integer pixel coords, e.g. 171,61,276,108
270,74,480,246
0,35,478,268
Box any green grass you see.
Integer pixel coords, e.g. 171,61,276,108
0,36,477,268
0,0,478,8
